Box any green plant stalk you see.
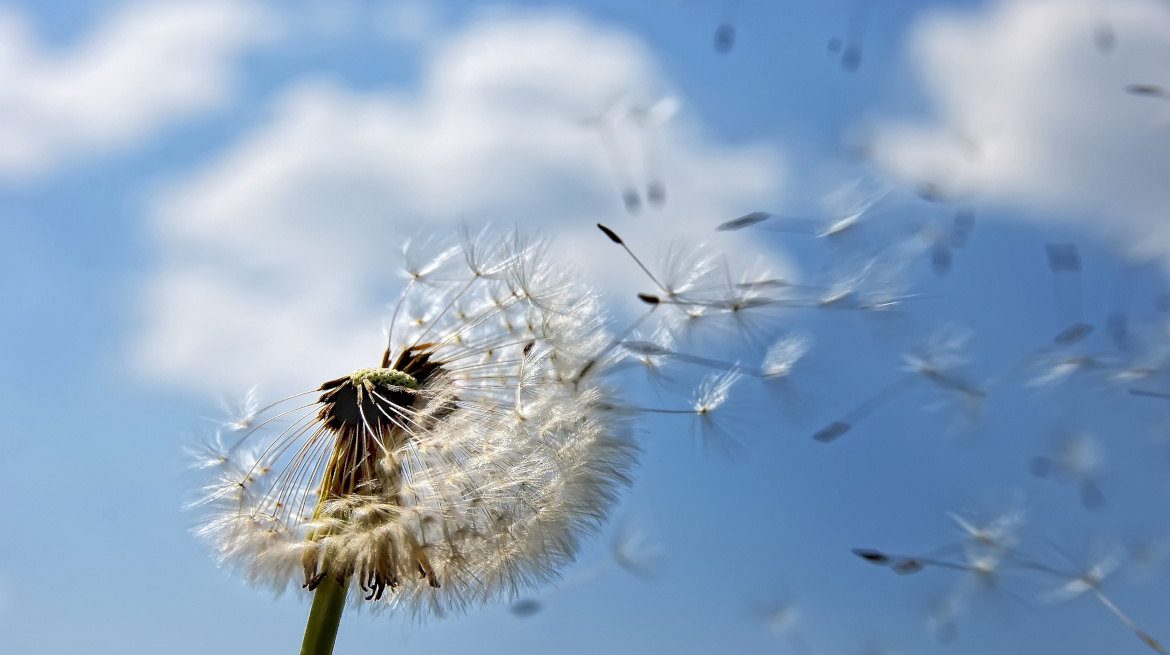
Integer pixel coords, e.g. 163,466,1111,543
299,576,347,655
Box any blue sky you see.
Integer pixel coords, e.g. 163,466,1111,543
2,1,1170,653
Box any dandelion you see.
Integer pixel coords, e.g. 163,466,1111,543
190,230,637,653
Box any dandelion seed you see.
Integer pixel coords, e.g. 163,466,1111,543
760,333,812,379
947,500,1025,554
504,515,662,618
854,548,891,564
720,179,891,255
909,206,976,276
1126,84,1168,99
1026,351,1109,387
713,22,735,53
717,211,772,231
952,208,976,247
1092,6,1116,53
217,387,260,431
815,327,981,442
857,513,1032,645
1130,388,1170,400
1031,431,1105,510
710,0,741,53
620,337,749,383
1046,244,1090,341
634,368,744,452
629,97,679,207
751,594,813,655
595,225,774,345
837,0,872,72
583,97,676,212
582,102,644,213
927,598,959,643
508,598,542,618
190,231,638,651
1034,542,1167,654
688,369,744,451
610,516,665,581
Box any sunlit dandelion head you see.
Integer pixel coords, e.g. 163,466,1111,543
190,230,637,617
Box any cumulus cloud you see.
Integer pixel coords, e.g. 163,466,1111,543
869,0,1170,253
0,0,275,181
135,12,785,394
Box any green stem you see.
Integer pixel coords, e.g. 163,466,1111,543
299,577,347,655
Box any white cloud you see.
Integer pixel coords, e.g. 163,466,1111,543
869,0,1170,253
0,0,275,181
134,12,785,395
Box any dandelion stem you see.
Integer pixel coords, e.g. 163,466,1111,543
300,576,346,655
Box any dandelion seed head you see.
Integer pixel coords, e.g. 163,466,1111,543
190,231,637,617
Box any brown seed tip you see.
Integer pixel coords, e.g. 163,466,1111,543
637,293,661,305
852,548,890,565
1054,322,1093,345
1126,84,1167,98
1136,630,1167,655
597,223,624,244
814,421,851,442
717,211,770,231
